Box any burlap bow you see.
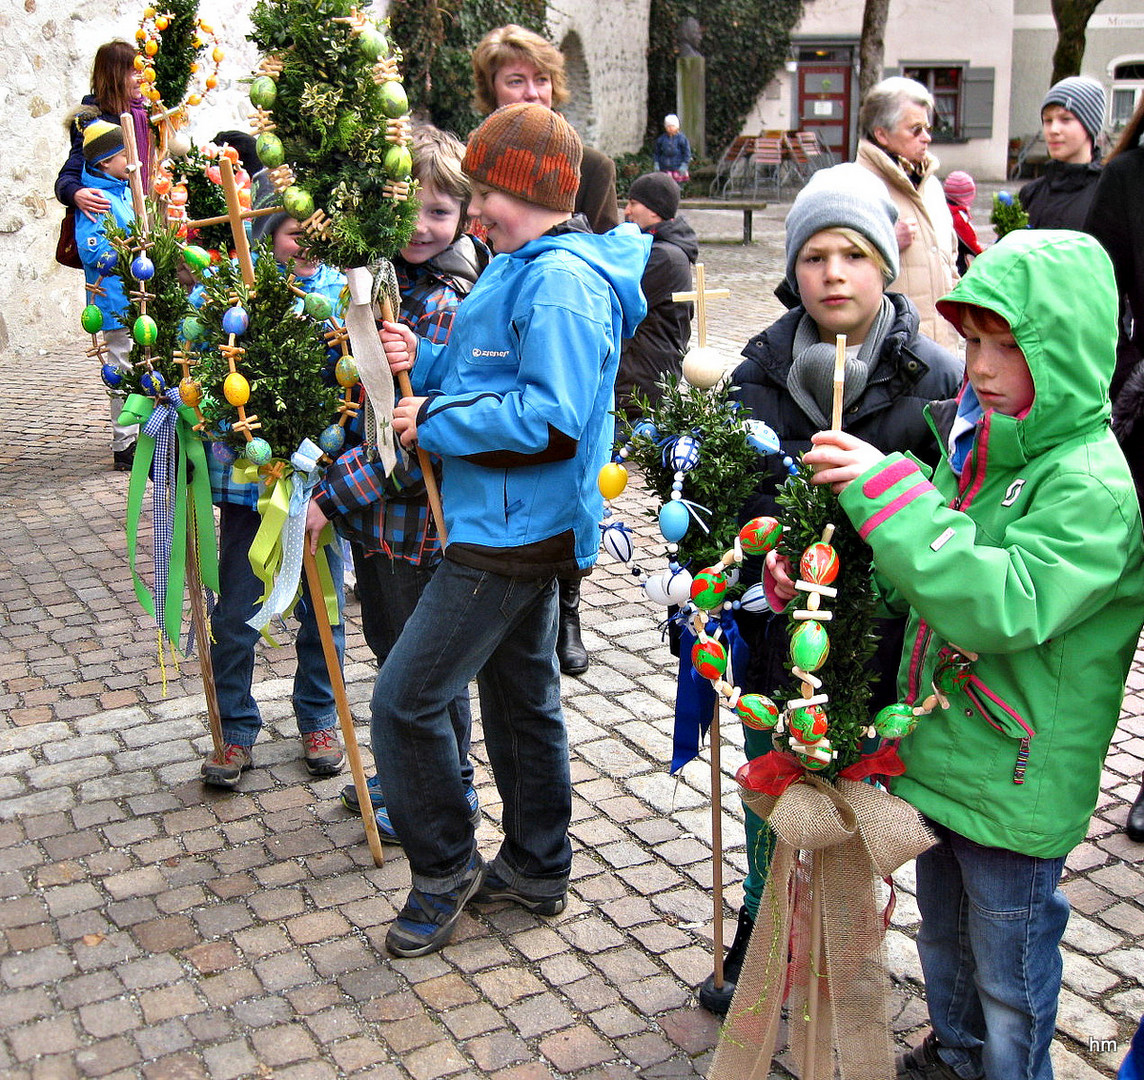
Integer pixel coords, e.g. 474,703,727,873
709,774,934,1080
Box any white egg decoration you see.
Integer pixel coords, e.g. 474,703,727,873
682,346,726,390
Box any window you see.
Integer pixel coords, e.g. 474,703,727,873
1111,60,1144,132
896,64,994,141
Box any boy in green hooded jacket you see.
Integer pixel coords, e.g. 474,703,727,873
802,230,1144,1080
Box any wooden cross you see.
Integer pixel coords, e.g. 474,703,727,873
184,156,270,288
672,263,730,349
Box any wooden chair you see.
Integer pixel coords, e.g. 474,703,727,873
748,136,784,198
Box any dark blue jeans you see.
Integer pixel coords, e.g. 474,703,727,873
916,822,1069,1080
211,502,345,745
370,560,570,895
351,543,473,789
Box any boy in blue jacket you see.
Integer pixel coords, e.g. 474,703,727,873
375,103,650,957
74,114,138,470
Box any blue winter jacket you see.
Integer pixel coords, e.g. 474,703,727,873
409,218,651,577
75,164,134,330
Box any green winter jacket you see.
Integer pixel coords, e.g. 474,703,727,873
838,230,1144,858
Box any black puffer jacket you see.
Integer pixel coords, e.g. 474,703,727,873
729,291,964,698
1019,159,1102,231
616,216,699,418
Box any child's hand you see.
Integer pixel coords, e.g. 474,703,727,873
305,499,330,555
392,396,427,448
380,320,417,374
803,430,886,494
765,550,798,603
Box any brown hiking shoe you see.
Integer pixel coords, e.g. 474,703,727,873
200,743,254,789
302,728,345,776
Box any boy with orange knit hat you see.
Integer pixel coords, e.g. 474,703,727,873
373,103,650,957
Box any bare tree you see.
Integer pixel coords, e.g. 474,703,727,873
1051,0,1105,83
858,0,890,103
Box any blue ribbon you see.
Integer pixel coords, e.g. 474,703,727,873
143,389,182,642
670,610,749,774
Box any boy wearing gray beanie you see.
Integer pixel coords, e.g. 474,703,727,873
1019,75,1107,230
698,162,963,1017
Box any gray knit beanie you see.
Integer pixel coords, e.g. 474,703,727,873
628,171,681,221
783,163,900,296
1041,76,1106,146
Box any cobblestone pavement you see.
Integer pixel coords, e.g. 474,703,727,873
1,189,1141,1080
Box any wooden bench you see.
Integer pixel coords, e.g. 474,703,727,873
678,198,768,244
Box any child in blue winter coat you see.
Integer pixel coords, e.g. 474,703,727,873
374,103,651,958
74,113,139,470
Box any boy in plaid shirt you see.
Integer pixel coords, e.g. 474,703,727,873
306,126,490,841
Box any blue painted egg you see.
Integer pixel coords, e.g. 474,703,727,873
131,255,155,281
658,500,690,543
245,437,272,466
222,306,250,336
744,419,781,455
141,370,166,395
667,434,701,473
95,250,118,275
100,363,123,389
318,424,345,455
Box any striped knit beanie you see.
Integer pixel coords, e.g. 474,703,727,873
463,103,581,212
942,170,976,207
81,116,126,166
1041,76,1106,146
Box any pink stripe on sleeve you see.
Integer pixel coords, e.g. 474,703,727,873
863,459,922,499
858,481,932,539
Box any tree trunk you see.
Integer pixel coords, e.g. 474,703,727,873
1050,0,1105,84
858,0,891,104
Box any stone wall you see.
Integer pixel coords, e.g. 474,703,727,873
2,0,647,354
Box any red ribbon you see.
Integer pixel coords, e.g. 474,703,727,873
737,743,906,796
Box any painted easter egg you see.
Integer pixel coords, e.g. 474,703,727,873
211,441,237,465
100,363,123,389
739,516,782,556
799,542,839,586
643,570,673,606
179,378,202,407
790,620,830,672
223,372,250,406
601,522,634,563
737,694,779,731
358,27,387,59
131,255,155,281
283,186,315,221
245,437,272,466
318,425,345,456
255,132,285,168
378,81,408,118
682,346,725,389
933,651,973,695
183,245,212,271
81,305,104,334
222,306,249,336
335,356,359,387
385,144,413,180
597,462,628,500
690,567,727,610
668,434,701,473
303,292,333,321
664,567,694,607
133,315,158,346
95,250,119,275
140,370,166,396
788,704,828,744
691,639,728,680
873,703,917,739
249,76,277,109
801,750,832,771
744,418,781,455
658,500,690,543
180,316,205,341
739,582,769,613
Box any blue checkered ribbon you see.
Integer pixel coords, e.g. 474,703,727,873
246,438,324,632
143,389,182,641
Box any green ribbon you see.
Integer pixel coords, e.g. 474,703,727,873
123,395,219,647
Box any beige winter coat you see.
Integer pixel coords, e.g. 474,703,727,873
857,139,959,349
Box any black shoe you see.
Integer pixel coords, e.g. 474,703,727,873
1127,781,1144,842
473,869,567,915
113,444,136,471
697,905,754,1016
896,1032,977,1080
556,578,588,675
385,854,486,958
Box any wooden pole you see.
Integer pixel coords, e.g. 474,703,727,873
303,545,385,867
378,293,448,545
218,156,256,288
804,853,824,1080
831,334,847,430
671,262,730,350
710,695,726,990
119,111,150,230
185,205,282,229
184,495,225,761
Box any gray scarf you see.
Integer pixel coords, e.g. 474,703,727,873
786,295,894,428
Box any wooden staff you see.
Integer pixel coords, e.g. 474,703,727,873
379,292,447,545
185,504,224,760
303,546,384,866
119,111,150,230
832,334,847,430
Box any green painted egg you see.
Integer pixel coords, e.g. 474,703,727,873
282,185,315,221
358,27,387,60
690,639,727,680
335,356,359,388
303,292,333,321
933,652,973,695
736,694,779,731
183,245,212,271
378,81,408,118
385,144,413,180
689,567,727,611
789,620,830,672
872,702,917,739
249,76,277,109
255,132,285,168
132,315,158,346
738,516,782,556
788,704,828,744
81,305,104,334
245,437,272,466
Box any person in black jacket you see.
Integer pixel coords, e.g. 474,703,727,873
697,163,963,1016
1091,94,1144,842
1019,76,1106,231
616,172,698,420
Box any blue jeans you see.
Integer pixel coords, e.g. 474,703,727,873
916,822,1069,1080
211,502,345,745
370,560,570,895
351,543,473,789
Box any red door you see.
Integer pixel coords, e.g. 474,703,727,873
797,64,852,161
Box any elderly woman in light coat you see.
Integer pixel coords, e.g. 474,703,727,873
857,77,959,349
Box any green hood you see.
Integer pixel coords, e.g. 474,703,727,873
937,229,1119,460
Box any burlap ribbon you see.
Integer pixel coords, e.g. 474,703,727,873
709,772,935,1080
